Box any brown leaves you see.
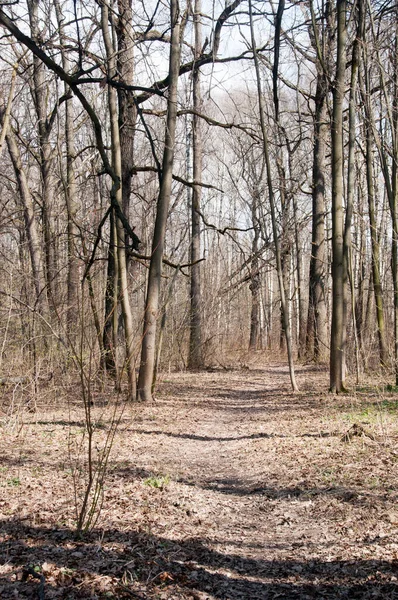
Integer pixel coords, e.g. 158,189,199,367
1,365,398,598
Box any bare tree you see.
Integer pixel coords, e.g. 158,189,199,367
137,0,184,401
329,0,346,393
188,0,204,370
249,0,298,392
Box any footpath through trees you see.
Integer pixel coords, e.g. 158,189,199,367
0,363,397,598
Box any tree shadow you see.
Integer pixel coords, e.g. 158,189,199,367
104,461,395,507
132,429,284,442
0,520,397,599
125,428,339,443
156,387,322,414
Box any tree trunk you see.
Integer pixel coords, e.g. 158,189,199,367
249,194,261,350
55,0,80,333
330,0,346,393
364,112,388,367
137,0,182,401
28,0,57,303
343,0,364,381
101,0,136,399
6,129,48,314
188,0,204,370
307,81,328,361
392,15,398,384
116,0,137,230
249,0,298,391
103,209,120,381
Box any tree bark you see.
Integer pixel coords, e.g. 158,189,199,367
54,0,80,333
330,0,346,393
6,129,48,314
28,0,57,303
363,105,388,367
188,0,204,370
137,0,182,401
306,0,331,362
102,0,136,399
249,193,261,350
249,0,298,391
116,0,137,227
343,0,364,381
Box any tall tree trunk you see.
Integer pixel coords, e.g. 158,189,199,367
249,0,298,391
28,0,57,303
55,0,80,333
343,0,364,380
307,83,328,361
102,0,136,399
330,0,346,393
137,0,182,401
364,112,388,366
292,191,306,358
392,14,398,384
354,184,366,357
6,129,48,314
188,0,204,369
306,0,331,362
249,193,261,350
103,209,120,381
116,0,137,228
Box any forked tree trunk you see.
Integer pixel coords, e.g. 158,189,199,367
102,0,136,400
137,0,182,401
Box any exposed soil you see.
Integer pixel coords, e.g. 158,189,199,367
1,362,398,599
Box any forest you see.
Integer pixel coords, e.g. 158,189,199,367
0,0,398,598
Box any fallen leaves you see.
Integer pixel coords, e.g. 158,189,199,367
1,364,398,598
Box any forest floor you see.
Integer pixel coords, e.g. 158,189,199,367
1,360,398,599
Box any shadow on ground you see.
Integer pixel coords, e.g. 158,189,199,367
1,520,397,599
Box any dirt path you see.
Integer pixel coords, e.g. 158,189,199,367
1,363,398,598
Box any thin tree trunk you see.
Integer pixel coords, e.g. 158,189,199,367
343,0,364,381
249,0,298,391
6,129,48,313
0,63,17,158
116,0,137,234
55,0,80,333
364,113,388,366
137,0,182,401
103,209,120,381
392,16,398,384
188,0,204,369
28,0,57,302
249,194,261,350
102,0,136,400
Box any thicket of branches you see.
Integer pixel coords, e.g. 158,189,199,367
0,0,396,398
